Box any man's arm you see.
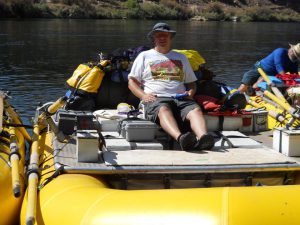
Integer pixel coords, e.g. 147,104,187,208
128,77,156,103
274,49,286,74
185,82,197,100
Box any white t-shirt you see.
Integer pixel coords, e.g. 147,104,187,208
128,49,197,96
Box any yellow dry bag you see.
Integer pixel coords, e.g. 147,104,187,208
66,63,105,94
174,49,206,71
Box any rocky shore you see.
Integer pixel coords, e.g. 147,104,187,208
0,0,299,22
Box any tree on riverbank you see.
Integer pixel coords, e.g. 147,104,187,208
0,0,299,22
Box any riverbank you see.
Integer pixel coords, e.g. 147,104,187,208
0,0,300,22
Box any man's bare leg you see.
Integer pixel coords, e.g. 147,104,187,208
186,107,207,139
158,106,198,150
157,106,181,140
186,107,214,150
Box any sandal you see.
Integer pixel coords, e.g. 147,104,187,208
178,132,197,151
195,134,215,151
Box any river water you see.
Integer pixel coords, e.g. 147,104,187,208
0,19,299,121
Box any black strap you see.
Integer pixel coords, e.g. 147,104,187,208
39,165,64,190
218,116,224,131
129,142,138,150
279,129,282,153
215,131,249,149
97,129,106,150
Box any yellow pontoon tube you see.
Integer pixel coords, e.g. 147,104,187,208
20,173,300,225
247,95,300,129
20,124,300,225
0,121,26,225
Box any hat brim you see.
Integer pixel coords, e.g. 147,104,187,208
289,44,300,61
147,29,176,40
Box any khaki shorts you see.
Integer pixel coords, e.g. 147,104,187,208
144,97,200,125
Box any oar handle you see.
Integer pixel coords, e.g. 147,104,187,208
258,68,272,85
257,68,287,101
0,93,3,133
26,173,38,225
25,125,40,225
47,96,67,115
11,154,21,197
9,126,21,197
248,97,286,123
264,90,299,117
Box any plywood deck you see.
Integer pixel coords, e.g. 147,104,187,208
52,131,299,174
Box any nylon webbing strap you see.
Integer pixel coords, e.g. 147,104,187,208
129,142,137,150
218,116,224,131
279,129,282,153
215,131,249,149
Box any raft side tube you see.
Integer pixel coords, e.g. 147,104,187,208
21,174,300,225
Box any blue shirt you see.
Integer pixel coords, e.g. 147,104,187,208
259,48,298,76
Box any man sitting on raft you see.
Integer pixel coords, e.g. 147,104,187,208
128,22,214,151
238,43,300,93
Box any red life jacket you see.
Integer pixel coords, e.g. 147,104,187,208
194,95,221,111
276,73,300,86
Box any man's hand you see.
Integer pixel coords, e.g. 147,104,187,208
141,93,157,103
185,89,195,100
185,82,197,100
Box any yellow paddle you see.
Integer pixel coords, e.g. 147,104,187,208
257,68,288,103
9,125,21,198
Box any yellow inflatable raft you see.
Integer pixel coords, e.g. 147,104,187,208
247,95,300,129
0,92,27,225
246,68,300,129
19,100,300,225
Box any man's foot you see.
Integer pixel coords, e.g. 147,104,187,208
195,134,215,151
177,132,197,151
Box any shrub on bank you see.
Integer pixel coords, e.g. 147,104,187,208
0,0,42,18
0,0,299,21
0,0,11,17
237,6,300,22
199,2,234,21
126,1,191,20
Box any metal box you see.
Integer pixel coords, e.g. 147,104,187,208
273,128,300,156
252,110,268,132
120,120,159,142
76,130,100,162
56,110,96,135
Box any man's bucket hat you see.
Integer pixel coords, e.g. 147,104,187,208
289,43,300,61
147,22,176,40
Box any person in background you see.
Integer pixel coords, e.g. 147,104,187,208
238,43,300,93
128,22,215,151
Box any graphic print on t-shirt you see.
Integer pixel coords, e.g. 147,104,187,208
149,59,184,81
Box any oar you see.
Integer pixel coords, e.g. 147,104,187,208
0,92,3,133
247,97,286,123
9,125,21,197
257,68,288,102
264,90,299,118
25,124,40,225
38,96,67,142
1,94,32,142
25,97,69,225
